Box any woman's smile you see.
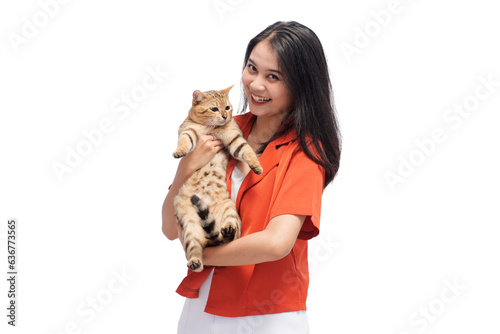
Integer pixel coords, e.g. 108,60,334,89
242,40,294,121
251,92,272,104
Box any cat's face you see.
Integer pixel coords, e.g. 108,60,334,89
189,86,233,127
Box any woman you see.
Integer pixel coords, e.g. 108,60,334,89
162,21,341,333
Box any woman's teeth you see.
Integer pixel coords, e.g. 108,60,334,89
252,93,271,102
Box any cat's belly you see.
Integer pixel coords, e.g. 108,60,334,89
180,151,230,204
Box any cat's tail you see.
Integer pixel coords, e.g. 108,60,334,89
190,195,217,236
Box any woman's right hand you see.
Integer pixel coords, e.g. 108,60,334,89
178,133,223,176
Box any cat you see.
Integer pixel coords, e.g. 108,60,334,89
173,86,263,272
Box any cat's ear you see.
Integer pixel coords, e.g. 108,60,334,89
220,85,234,95
192,90,205,104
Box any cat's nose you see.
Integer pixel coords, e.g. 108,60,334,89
221,113,227,119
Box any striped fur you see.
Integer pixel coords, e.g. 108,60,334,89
173,87,263,272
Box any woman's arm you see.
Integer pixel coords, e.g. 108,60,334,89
161,134,223,240
202,214,306,266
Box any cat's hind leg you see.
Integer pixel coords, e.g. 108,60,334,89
176,195,208,272
214,199,242,243
180,219,206,272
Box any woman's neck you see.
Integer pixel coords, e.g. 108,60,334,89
249,113,287,148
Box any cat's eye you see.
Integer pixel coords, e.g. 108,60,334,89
210,107,219,112
225,106,230,110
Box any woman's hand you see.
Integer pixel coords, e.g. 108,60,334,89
178,133,224,176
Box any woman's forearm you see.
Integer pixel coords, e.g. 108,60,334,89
161,162,193,240
203,214,305,267
203,229,279,266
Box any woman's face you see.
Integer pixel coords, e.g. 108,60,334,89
242,40,294,122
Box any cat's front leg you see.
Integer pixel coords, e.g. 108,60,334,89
237,147,263,175
173,128,198,158
216,122,263,174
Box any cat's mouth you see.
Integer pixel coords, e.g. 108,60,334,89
206,118,229,127
251,93,271,103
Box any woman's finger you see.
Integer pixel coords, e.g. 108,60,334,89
213,140,223,151
201,134,217,144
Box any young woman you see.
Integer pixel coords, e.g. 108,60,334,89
162,21,341,333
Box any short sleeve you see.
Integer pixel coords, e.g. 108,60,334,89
269,148,325,240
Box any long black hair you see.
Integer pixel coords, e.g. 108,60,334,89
241,21,342,187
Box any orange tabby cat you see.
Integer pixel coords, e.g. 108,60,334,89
173,86,262,272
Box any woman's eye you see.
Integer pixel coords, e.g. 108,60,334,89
248,64,257,72
225,106,230,110
210,107,219,112
268,74,279,81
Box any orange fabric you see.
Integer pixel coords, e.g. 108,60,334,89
176,112,325,317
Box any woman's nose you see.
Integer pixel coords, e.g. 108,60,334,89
249,75,265,92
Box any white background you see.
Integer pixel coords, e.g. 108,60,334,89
1,0,499,333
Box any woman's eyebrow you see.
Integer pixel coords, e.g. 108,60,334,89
248,58,282,75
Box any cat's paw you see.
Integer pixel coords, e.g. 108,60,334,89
173,150,187,159
187,258,203,272
250,163,263,175
221,225,237,239
205,231,221,242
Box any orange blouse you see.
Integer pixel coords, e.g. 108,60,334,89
176,112,325,317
